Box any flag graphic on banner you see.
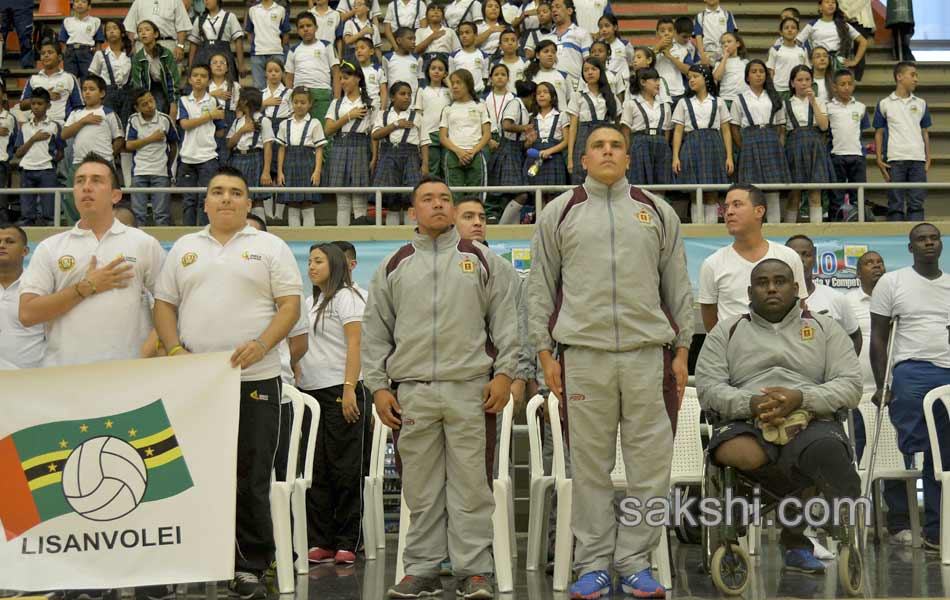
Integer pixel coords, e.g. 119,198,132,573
0,399,193,540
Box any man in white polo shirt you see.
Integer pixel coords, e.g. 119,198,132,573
0,223,45,368
785,234,862,353
154,165,302,600
18,155,164,367
699,183,807,332
124,0,191,60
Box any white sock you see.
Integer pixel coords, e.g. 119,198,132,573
809,205,822,224
274,203,286,220
352,196,368,219
263,198,274,220
766,194,781,224
784,209,799,224
499,200,523,225
302,208,316,227
336,195,352,227
704,204,719,224
690,203,701,224
251,206,266,221
385,211,401,225
287,207,302,227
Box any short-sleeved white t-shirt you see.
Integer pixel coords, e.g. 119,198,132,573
847,286,875,392
805,282,860,335
698,241,809,326
297,287,366,390
870,267,950,369
439,100,491,149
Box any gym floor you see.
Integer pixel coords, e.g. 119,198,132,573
244,537,950,599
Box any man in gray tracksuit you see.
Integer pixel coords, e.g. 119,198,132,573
362,177,519,600
695,258,863,575
527,124,694,599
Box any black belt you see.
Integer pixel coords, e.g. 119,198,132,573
337,131,368,138
68,44,93,50
234,148,262,155
632,129,662,136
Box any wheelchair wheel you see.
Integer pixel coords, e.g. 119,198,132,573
837,544,864,596
710,543,751,596
700,457,721,573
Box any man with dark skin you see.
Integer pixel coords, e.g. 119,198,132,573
870,223,950,550
786,234,862,354
696,259,862,574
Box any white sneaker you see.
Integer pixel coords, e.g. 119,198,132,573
805,527,837,560
889,529,914,546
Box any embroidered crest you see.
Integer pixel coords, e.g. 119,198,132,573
637,209,652,224
181,252,198,267
58,255,76,272
801,325,814,341
461,258,475,273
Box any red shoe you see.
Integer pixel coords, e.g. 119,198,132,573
334,550,356,564
308,547,335,563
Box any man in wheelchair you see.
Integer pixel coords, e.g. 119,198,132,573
695,259,864,578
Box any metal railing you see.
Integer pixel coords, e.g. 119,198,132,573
13,182,950,226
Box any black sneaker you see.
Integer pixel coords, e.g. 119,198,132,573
387,575,443,598
228,572,266,600
456,574,494,599
134,586,174,600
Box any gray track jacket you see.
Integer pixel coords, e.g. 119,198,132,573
361,227,519,394
695,308,862,421
527,176,694,354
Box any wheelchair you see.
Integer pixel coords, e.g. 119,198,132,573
699,410,865,597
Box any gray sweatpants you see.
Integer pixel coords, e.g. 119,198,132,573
563,345,673,575
396,379,495,577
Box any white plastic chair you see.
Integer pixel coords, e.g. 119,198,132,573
856,392,922,549
549,393,573,592
290,388,320,575
923,384,950,564
269,386,306,593
525,394,556,571
394,396,515,592
362,405,390,560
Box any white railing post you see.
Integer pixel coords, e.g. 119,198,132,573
857,186,866,223
535,188,543,216
695,187,703,224
54,191,61,227
375,190,383,226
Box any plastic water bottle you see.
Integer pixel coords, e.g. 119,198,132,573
526,147,544,177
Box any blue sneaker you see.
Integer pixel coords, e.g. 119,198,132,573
618,568,665,598
784,548,826,574
569,570,612,599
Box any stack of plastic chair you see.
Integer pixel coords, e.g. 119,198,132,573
362,405,390,560
548,393,574,592
395,397,515,592
525,394,556,571
923,385,950,563
856,392,922,549
269,386,304,593
290,388,320,576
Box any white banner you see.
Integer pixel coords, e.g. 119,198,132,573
0,353,240,590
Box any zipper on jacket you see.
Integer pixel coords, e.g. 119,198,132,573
606,187,621,352
431,237,439,381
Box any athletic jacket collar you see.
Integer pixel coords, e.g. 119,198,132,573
583,175,632,200
748,305,807,329
412,225,460,252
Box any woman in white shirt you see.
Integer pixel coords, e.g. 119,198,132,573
298,242,369,566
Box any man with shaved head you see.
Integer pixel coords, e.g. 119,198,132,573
696,258,863,575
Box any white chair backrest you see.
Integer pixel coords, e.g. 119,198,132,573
526,394,547,480
369,404,389,479
924,384,950,476
497,394,514,476
856,393,915,475
296,389,320,487
546,393,569,480
280,385,305,483
671,388,705,482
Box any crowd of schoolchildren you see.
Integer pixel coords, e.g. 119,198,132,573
0,0,932,226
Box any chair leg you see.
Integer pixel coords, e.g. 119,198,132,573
942,475,950,565
552,479,573,592
492,481,514,593
270,485,295,594
906,478,922,548
375,480,386,549
526,479,553,571
362,477,378,560
292,480,309,575
508,483,517,559
395,494,411,584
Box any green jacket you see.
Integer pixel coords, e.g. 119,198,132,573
130,46,181,106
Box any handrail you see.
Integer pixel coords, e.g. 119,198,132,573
17,182,950,226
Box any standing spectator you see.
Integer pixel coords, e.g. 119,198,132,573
130,21,181,120
60,0,104,79
124,0,191,61
298,243,369,566
126,89,179,226
89,20,134,129
450,22,490,95
825,69,868,221
383,0,426,51
14,89,61,226
874,62,931,222
767,18,810,95
275,87,327,227
654,16,698,105
285,12,339,123
550,0,591,90
188,0,245,77
839,0,874,78
573,0,611,38
694,0,738,66
0,223,45,368
784,65,834,224
383,27,424,96
20,42,84,126
796,0,867,75
0,83,15,215
415,3,460,66
415,56,452,179
0,0,34,68
887,0,915,61
177,63,226,226
445,0,484,30
621,68,673,187
245,0,292,89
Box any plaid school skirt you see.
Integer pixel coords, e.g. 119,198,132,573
675,128,729,185
525,141,568,187
104,85,132,128
785,127,835,184
280,146,321,204
570,121,601,185
373,141,422,208
326,132,371,188
490,137,526,188
738,127,791,185
230,149,266,200
627,133,673,186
